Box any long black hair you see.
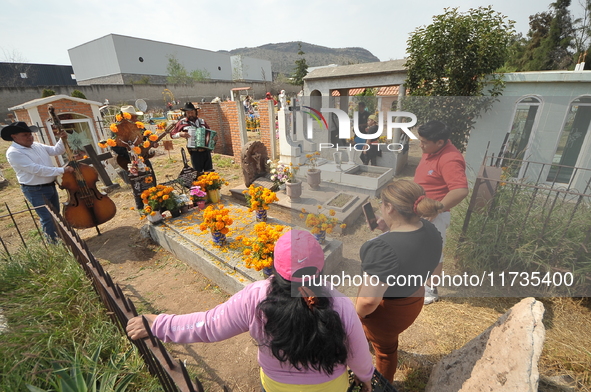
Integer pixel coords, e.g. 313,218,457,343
257,272,348,375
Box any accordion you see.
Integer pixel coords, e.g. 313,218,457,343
186,126,217,150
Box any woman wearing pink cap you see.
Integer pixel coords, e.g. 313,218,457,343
355,179,444,382
127,230,374,391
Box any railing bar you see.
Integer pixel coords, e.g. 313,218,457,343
5,203,27,250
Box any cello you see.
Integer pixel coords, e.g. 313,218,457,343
48,105,117,234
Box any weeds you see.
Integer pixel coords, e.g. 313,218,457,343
0,243,160,391
449,182,591,295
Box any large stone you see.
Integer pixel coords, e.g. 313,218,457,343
425,297,545,392
241,141,268,187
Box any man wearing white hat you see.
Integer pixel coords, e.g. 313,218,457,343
3,122,74,241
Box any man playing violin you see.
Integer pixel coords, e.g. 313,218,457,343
3,122,74,241
171,102,213,173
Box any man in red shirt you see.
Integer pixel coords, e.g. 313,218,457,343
414,121,469,304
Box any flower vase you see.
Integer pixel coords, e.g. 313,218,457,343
262,267,273,278
211,230,226,246
285,181,302,201
306,169,321,190
147,211,163,225
255,208,268,222
196,200,206,210
170,208,181,218
207,189,221,203
313,230,326,244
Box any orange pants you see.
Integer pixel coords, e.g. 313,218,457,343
360,293,424,382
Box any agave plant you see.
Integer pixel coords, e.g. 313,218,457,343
26,345,135,392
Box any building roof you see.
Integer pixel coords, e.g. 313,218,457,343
501,70,591,83
331,85,400,96
0,63,77,87
8,94,103,111
304,59,407,81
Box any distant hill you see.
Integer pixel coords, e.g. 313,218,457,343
220,41,380,76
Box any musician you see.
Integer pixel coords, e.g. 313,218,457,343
3,122,74,241
171,102,213,173
111,105,158,210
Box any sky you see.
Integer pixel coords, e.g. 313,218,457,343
0,0,587,66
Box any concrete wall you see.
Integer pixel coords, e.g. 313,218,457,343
0,81,299,124
68,35,121,81
69,34,272,84
464,71,591,190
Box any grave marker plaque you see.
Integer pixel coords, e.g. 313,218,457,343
129,173,155,199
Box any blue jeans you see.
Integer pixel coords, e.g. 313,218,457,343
20,184,60,241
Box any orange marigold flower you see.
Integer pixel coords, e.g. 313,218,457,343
122,112,132,120
98,142,107,148
143,130,152,136
109,123,118,133
115,114,122,122
149,134,158,141
132,146,141,154
136,121,145,129
106,139,117,147
143,141,151,148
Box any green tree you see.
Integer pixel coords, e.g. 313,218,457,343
70,89,86,99
404,6,515,151
533,0,574,70
511,12,554,70
291,43,308,87
190,68,210,81
41,88,55,97
166,55,192,84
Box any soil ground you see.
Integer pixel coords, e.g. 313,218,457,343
1,134,590,391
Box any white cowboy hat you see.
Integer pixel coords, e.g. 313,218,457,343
120,105,143,116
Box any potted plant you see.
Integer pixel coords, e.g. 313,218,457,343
140,185,179,223
199,204,233,246
190,185,207,209
268,161,289,191
242,184,279,222
193,172,228,203
177,193,191,214
282,162,303,201
305,152,322,189
299,206,346,244
241,222,287,276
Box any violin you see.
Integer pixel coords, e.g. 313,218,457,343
48,105,117,233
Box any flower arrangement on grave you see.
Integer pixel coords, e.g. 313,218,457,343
193,172,228,191
199,205,233,246
300,206,346,237
243,185,279,221
190,185,207,202
140,185,180,216
243,185,279,211
305,151,321,172
241,223,287,271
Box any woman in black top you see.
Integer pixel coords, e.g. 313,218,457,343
355,179,444,381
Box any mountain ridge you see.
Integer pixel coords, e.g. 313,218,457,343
219,41,380,76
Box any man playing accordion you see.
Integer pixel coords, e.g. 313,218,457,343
171,102,215,173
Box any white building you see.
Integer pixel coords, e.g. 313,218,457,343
68,34,272,85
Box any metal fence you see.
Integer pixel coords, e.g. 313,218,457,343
462,154,591,291
0,200,206,392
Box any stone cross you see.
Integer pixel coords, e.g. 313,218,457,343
79,144,120,190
